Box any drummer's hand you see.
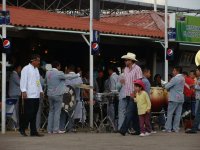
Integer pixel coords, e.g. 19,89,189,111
146,109,150,113
22,92,27,99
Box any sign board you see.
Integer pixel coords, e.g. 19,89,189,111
166,48,174,61
93,30,100,43
91,41,99,55
92,30,100,55
168,28,176,41
0,11,10,25
176,15,200,43
1,38,11,53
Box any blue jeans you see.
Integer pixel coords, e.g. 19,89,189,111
118,98,127,130
165,101,183,131
120,96,140,134
47,95,63,132
192,99,200,131
10,96,20,128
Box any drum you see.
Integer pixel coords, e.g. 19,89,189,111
95,93,108,103
95,93,103,101
150,87,165,112
62,85,76,112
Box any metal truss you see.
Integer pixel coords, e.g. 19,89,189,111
4,0,155,16
5,0,199,17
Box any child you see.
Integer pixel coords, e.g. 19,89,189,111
133,79,152,137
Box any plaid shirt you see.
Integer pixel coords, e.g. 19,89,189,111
124,64,143,96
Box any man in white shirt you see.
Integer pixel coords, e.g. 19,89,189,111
20,54,44,137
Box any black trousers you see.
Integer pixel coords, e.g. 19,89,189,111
19,98,39,134
120,96,140,134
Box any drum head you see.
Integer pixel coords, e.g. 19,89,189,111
62,85,76,112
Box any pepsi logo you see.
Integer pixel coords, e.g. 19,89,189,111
92,42,99,50
167,49,173,56
3,39,11,49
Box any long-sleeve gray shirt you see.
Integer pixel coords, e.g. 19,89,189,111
165,74,185,103
9,71,21,97
45,69,80,96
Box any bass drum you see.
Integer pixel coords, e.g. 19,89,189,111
150,87,165,112
62,85,76,112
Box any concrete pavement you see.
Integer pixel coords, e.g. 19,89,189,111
0,131,200,150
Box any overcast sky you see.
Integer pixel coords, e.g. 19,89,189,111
130,0,200,9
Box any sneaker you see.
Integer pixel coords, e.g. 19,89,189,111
162,129,171,133
151,130,157,134
47,131,52,134
172,129,179,133
53,130,65,134
145,132,151,136
185,129,197,134
139,133,146,137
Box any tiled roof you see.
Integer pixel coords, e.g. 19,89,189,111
101,12,165,32
5,6,164,39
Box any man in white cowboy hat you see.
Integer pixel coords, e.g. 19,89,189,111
119,52,143,136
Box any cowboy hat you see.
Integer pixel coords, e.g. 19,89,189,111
133,79,145,90
195,50,200,66
121,52,138,61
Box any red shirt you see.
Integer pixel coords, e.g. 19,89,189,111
184,77,194,97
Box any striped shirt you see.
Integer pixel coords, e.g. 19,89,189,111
124,64,142,96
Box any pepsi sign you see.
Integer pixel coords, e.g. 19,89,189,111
91,41,99,55
166,48,174,60
1,38,11,53
3,39,11,49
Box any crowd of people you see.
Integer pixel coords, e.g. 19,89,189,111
6,52,200,137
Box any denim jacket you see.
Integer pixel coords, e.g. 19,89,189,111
165,74,185,103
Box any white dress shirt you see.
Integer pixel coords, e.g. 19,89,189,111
20,63,43,98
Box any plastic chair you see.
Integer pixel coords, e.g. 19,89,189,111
6,98,18,131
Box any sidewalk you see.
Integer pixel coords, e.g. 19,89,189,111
0,131,200,150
